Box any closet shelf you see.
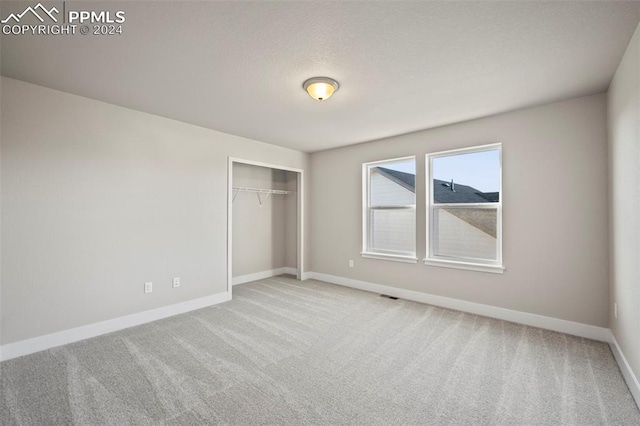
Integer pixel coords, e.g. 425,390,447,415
232,186,294,205
232,187,292,195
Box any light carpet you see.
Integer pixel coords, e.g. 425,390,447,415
1,276,639,425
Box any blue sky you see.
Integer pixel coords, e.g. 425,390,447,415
383,149,500,193
433,150,500,192
384,159,416,175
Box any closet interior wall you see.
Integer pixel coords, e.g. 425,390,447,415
232,163,297,279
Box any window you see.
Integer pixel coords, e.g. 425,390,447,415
426,144,503,273
362,157,417,262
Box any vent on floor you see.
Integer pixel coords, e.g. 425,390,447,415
380,294,399,300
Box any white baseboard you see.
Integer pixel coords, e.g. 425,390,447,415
306,272,611,342
609,333,640,407
0,291,231,362
232,267,297,286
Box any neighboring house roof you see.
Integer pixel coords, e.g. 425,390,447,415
433,179,499,204
477,192,499,202
374,167,499,203
374,167,415,193
374,167,498,237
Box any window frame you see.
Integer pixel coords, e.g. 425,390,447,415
425,143,504,274
361,156,418,263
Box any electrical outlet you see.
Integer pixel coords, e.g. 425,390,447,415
349,259,354,268
144,282,153,294
173,277,181,288
614,302,618,319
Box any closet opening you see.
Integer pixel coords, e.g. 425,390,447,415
227,158,304,296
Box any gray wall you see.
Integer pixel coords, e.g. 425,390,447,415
232,164,297,277
608,23,640,386
310,93,609,327
0,77,308,345
0,74,620,347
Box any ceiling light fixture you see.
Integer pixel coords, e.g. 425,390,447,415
303,77,339,101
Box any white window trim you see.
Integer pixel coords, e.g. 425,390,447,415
362,156,417,262
425,143,503,272
361,252,418,264
424,258,505,274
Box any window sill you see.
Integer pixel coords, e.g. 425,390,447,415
423,258,505,274
361,252,418,264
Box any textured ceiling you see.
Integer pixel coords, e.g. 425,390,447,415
1,1,639,152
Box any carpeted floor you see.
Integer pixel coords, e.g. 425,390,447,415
1,276,639,425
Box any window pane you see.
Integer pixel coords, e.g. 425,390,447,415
433,149,499,204
370,209,415,255
370,160,416,207
432,207,497,261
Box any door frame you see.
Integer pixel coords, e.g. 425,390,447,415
227,157,304,297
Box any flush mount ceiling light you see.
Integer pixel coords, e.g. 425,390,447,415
303,77,339,101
